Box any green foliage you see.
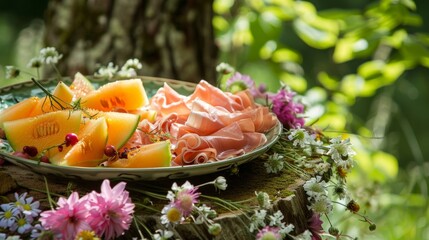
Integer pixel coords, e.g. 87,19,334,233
214,0,429,238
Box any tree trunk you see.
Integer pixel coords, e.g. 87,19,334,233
43,0,217,84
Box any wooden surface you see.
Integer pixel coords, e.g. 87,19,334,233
0,156,311,239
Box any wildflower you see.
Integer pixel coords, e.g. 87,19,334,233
86,179,135,240
308,195,333,215
270,87,305,129
226,72,256,93
256,226,282,240
195,204,217,224
27,57,43,68
307,213,323,240
39,47,63,64
278,223,294,237
264,153,284,174
116,68,137,77
288,128,311,148
160,203,183,226
268,210,284,227
213,176,228,191
39,192,91,240
256,191,271,209
12,192,41,218
121,58,142,71
9,214,33,234
346,200,360,213
75,230,101,240
333,185,347,200
216,62,234,74
303,176,327,198
5,66,20,79
0,203,19,229
167,181,200,217
94,62,118,79
249,209,267,232
153,229,174,240
327,137,355,170
208,223,222,236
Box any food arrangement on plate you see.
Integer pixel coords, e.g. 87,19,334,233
0,73,279,170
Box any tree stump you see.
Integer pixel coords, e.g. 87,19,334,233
0,155,311,239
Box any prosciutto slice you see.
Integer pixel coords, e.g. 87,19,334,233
141,80,278,165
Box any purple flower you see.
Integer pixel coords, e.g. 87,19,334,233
307,213,324,240
270,87,305,129
226,72,267,99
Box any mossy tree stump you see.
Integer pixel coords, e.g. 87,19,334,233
0,156,311,239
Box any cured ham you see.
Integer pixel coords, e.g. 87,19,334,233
143,80,278,165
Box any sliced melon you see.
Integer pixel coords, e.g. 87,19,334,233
83,109,140,149
107,140,172,168
130,107,157,123
29,81,74,117
70,72,95,100
81,79,149,111
3,110,82,157
52,117,108,167
0,97,40,128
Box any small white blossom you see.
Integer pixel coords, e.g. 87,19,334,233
213,176,228,191
12,192,41,218
216,62,234,74
27,57,43,68
256,191,271,209
279,223,294,236
117,68,137,77
160,203,183,227
327,137,355,162
249,209,267,232
9,214,33,234
0,203,19,229
303,176,327,198
268,210,284,227
195,204,217,224
5,66,20,79
153,229,174,240
308,195,333,215
295,230,312,240
264,153,284,174
122,58,142,70
94,62,118,79
39,47,63,64
288,128,312,148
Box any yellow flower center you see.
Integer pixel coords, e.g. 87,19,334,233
166,206,182,222
75,230,100,240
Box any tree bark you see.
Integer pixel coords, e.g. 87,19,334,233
43,0,217,84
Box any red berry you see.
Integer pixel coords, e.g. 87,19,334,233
58,145,64,152
23,146,38,157
40,155,50,163
65,133,79,147
104,145,117,157
0,158,5,166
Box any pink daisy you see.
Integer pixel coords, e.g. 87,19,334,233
256,226,282,240
167,181,200,217
39,192,91,239
86,179,135,240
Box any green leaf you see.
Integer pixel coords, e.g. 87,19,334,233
213,0,235,14
371,151,399,181
293,18,338,49
357,60,385,79
272,48,302,63
318,72,339,91
280,72,307,93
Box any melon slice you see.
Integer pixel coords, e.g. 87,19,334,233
29,81,74,117
3,110,82,157
52,117,108,167
130,107,157,123
84,109,140,149
0,97,40,128
107,140,172,168
81,79,149,111
70,72,95,100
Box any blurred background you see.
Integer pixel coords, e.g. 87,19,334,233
1,0,428,239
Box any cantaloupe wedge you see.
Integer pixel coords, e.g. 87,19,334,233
29,81,74,117
0,97,40,128
51,117,108,167
70,72,95,100
107,140,172,168
81,79,149,111
3,110,82,157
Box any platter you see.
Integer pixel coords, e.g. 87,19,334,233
0,76,282,181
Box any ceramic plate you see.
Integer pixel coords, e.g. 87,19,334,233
0,76,281,181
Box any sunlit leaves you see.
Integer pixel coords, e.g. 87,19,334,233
280,72,307,93
293,18,338,49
